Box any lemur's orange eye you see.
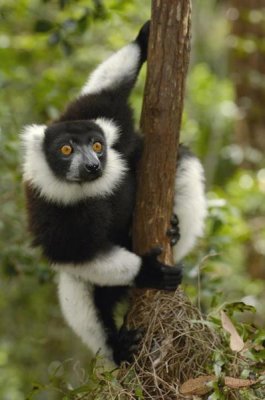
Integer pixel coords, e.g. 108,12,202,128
60,145,73,156
92,142,103,153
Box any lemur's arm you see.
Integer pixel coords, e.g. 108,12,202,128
54,247,140,286
54,246,182,291
81,21,149,98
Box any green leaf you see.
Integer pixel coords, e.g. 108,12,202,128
224,302,256,315
135,386,144,399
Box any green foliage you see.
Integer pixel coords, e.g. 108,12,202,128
0,0,264,399
207,302,265,399
23,302,265,399
0,1,150,399
183,62,238,187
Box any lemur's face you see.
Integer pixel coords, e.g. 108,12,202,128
44,121,107,183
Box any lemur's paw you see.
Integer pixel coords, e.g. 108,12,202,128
113,326,143,365
135,20,150,62
167,214,180,246
135,247,183,291
158,262,183,291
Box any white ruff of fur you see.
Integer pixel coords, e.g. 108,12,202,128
173,156,207,262
53,246,141,286
21,122,127,205
81,43,140,95
94,117,120,147
58,272,112,359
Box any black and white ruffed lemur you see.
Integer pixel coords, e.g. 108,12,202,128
21,22,207,364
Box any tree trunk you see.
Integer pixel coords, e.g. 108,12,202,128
118,1,218,398
132,0,191,265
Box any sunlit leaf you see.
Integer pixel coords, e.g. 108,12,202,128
221,311,244,352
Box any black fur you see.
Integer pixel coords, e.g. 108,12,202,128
26,175,135,263
43,121,107,182
25,21,183,363
57,77,140,162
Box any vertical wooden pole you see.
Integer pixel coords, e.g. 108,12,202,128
133,0,192,265
119,5,217,398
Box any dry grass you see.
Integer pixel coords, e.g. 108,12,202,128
116,288,219,399
81,289,264,399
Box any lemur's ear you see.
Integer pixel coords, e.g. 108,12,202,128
94,118,120,147
21,124,47,182
21,124,47,150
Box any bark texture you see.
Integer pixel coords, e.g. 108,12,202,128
118,4,220,398
129,0,191,324
133,0,191,265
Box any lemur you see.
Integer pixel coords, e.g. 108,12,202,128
22,22,207,364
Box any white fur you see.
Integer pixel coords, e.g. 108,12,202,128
173,156,207,262
53,246,141,286
21,123,127,205
94,118,120,147
58,272,112,359
81,43,140,95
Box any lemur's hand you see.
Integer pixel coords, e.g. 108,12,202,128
135,247,183,291
135,20,150,63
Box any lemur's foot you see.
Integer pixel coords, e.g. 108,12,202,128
113,326,143,365
167,214,180,246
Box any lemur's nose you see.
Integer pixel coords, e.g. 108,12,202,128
85,163,100,172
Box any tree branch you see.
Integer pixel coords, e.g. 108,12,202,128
118,5,220,398
133,0,192,265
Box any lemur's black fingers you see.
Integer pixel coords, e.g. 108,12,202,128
119,325,143,341
113,327,144,365
150,246,163,256
171,214,179,227
167,227,177,235
145,246,163,259
170,236,180,246
167,227,179,237
161,264,183,275
158,275,182,291
135,20,150,62
167,227,180,246
161,265,183,289
168,214,180,246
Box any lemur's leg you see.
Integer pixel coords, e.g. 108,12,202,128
81,21,149,97
59,274,144,364
58,272,112,359
93,286,143,365
56,246,182,364
172,145,207,263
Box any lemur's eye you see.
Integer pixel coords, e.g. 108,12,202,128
92,142,103,153
60,145,73,156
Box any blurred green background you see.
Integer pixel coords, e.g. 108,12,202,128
0,0,265,398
